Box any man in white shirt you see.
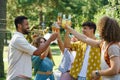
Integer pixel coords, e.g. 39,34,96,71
7,16,58,80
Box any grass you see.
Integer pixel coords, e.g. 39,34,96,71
50,44,62,70
1,44,62,80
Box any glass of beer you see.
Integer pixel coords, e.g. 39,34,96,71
62,14,66,28
66,14,71,26
52,23,56,32
57,13,62,26
57,13,62,22
52,22,60,32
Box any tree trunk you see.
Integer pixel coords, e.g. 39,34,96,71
0,0,7,78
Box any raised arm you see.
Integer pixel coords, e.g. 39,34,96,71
40,47,50,59
65,26,100,47
57,31,64,53
33,32,58,56
64,30,71,48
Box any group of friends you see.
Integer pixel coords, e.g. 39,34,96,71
6,15,120,80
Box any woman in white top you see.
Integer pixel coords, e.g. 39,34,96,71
64,16,120,80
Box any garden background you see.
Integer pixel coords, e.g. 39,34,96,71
0,0,120,80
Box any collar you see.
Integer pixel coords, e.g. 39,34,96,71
14,31,24,37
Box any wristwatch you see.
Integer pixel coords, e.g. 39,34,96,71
95,70,100,76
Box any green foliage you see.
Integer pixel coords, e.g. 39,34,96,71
7,0,120,33
94,0,120,24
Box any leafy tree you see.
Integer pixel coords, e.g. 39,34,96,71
7,0,109,31
94,0,120,23
0,0,7,78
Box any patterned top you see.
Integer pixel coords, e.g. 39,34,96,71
70,41,101,80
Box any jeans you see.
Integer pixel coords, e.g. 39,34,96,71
78,76,86,80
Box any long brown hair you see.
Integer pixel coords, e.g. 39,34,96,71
98,16,120,43
32,37,54,63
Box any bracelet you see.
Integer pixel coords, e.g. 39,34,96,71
95,70,100,76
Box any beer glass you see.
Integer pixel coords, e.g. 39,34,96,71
52,22,60,32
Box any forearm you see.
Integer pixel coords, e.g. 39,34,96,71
64,30,71,48
40,47,49,58
57,38,64,53
67,27,100,47
33,39,51,56
99,57,120,76
99,68,119,76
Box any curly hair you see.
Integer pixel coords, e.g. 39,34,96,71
98,16,120,43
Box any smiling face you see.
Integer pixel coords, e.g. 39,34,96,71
81,21,96,38
15,16,30,35
20,19,30,34
82,26,94,37
33,37,46,48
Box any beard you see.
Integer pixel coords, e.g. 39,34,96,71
22,28,30,35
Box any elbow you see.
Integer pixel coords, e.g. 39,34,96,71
33,49,41,56
112,70,119,75
64,44,71,48
110,67,120,76
33,52,39,56
64,46,70,48
112,65,120,75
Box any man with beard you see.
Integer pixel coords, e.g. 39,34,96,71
7,16,58,80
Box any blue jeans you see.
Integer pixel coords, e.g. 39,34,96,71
78,76,86,80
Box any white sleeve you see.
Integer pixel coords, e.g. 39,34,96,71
14,37,37,55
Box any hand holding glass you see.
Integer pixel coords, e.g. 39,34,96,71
52,22,60,32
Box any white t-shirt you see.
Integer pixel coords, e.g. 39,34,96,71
7,32,37,80
78,45,91,77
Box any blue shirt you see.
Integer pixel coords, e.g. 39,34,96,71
32,56,54,80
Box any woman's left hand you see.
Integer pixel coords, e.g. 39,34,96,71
91,71,100,80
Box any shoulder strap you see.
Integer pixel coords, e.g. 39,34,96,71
104,42,119,67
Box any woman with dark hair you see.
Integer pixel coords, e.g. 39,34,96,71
64,16,120,80
32,37,55,80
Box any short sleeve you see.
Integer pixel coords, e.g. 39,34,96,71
71,41,81,51
32,56,42,73
15,37,37,55
108,44,120,58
